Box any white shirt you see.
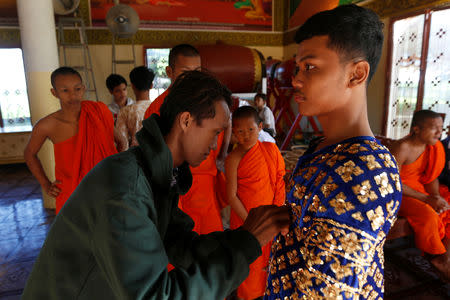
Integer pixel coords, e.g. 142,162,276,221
108,97,135,122
258,130,276,143
257,105,276,135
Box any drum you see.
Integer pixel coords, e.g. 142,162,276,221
197,44,264,93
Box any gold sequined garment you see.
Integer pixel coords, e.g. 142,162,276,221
265,136,402,300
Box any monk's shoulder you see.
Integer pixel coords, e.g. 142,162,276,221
390,138,416,161
34,111,62,132
226,148,244,167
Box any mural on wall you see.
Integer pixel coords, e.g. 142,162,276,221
288,0,339,29
90,0,272,31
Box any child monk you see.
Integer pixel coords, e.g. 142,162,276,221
226,106,286,300
391,109,450,280
24,67,117,214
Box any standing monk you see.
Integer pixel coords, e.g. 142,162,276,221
145,44,231,234
24,67,117,214
391,110,450,280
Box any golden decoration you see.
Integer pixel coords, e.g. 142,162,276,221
281,274,293,291
326,154,346,168
374,172,394,197
314,171,327,186
304,166,318,181
272,278,281,294
352,180,378,204
360,155,383,170
351,211,364,222
366,206,385,231
339,232,362,253
277,254,287,271
287,249,300,265
329,192,355,215
293,184,307,200
364,140,385,151
346,143,369,154
335,160,364,183
320,176,338,198
389,173,402,192
378,153,397,168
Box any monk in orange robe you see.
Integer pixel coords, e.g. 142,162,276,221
391,110,450,280
226,106,285,299
24,67,117,214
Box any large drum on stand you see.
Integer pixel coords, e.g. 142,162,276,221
197,44,265,94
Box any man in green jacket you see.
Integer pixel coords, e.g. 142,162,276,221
22,70,290,300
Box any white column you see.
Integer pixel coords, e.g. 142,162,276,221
17,0,59,209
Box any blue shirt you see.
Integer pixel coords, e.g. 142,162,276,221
265,136,402,299
439,136,450,188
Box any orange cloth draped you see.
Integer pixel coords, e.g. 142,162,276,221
229,141,285,300
399,141,450,255
53,101,117,214
144,89,168,119
178,132,225,234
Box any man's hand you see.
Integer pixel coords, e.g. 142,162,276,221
427,194,450,214
242,205,291,247
44,180,62,198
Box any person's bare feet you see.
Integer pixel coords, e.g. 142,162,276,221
430,255,450,282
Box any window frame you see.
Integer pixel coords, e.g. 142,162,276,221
383,4,450,136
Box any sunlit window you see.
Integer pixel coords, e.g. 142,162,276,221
145,48,171,102
386,7,450,139
0,48,31,133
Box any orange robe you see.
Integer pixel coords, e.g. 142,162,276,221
399,141,450,255
53,101,117,214
178,132,225,234
229,141,285,300
144,89,168,119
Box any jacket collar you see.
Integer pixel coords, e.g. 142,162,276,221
136,115,192,194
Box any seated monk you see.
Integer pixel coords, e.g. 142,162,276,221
391,109,450,281
226,106,286,300
24,67,117,214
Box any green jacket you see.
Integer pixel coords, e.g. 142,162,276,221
22,116,261,300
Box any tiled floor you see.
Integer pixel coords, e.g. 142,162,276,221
0,164,55,300
0,163,449,299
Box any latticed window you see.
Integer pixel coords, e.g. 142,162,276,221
385,7,450,139
0,48,31,132
145,48,171,102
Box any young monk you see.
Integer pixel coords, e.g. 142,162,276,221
265,5,402,299
115,66,155,152
24,67,117,214
144,44,230,235
226,106,286,300
390,110,450,280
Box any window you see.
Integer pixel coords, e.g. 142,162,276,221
0,48,31,132
385,7,450,139
145,48,171,102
